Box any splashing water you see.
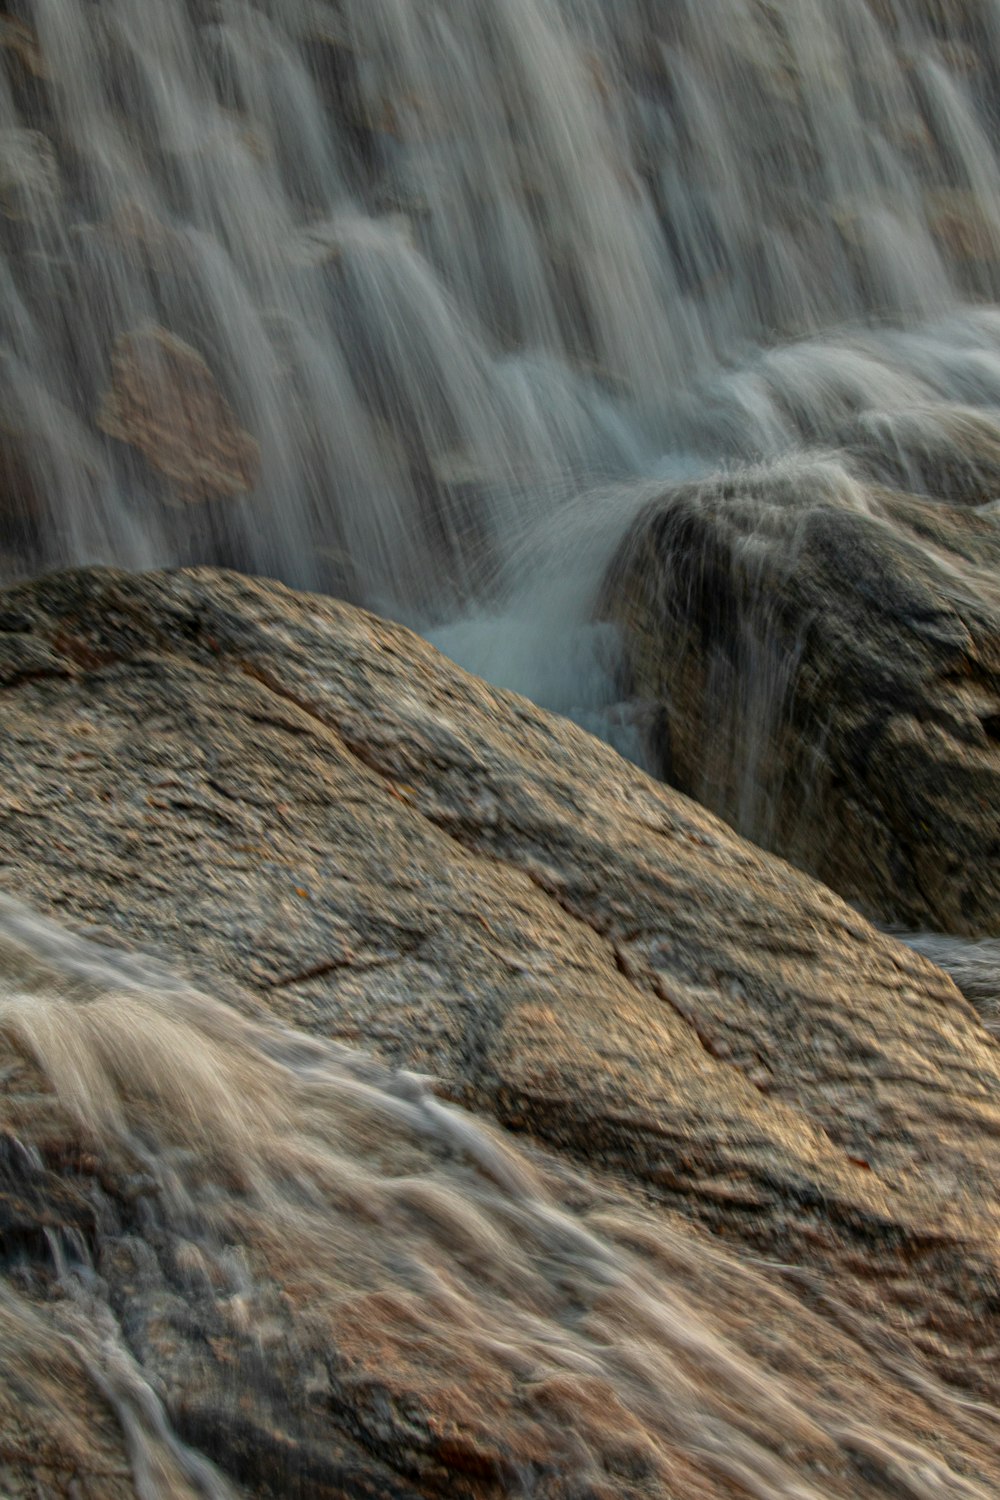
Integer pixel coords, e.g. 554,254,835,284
3,0,1000,734
1,895,997,1498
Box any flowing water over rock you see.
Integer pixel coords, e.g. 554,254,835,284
2,7,1000,1484
2,2,1000,919
4,1,1000,688
0,564,999,1496
1,777,998,1496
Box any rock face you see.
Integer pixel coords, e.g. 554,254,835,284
0,565,998,1498
601,456,1000,935
97,327,260,502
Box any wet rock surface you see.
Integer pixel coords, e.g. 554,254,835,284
97,327,260,504
602,458,1000,935
0,566,998,1497
0,126,58,225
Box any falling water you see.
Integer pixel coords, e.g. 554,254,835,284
3,9,1000,1486
2,896,998,1499
3,0,1000,733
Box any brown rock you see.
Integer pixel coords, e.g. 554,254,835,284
926,188,1000,266
97,327,260,502
0,566,997,1498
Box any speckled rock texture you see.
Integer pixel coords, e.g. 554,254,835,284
0,566,998,1498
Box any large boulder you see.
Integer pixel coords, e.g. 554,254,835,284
601,456,1000,935
0,566,998,1498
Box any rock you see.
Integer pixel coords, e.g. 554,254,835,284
925,188,1000,268
0,1280,136,1499
289,211,417,270
898,929,1000,1026
601,457,1000,934
841,401,1000,504
0,127,59,225
0,408,42,543
97,326,260,502
99,198,195,275
0,14,47,81
0,565,998,1498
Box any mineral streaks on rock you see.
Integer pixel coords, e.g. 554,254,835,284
97,327,260,502
0,566,998,1498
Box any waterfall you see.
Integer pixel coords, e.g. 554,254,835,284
3,0,1000,729
3,9,1000,1485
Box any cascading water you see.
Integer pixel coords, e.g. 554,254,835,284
3,7,1000,1493
1,896,998,1500
3,0,1000,740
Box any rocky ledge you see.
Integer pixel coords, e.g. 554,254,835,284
0,566,998,1498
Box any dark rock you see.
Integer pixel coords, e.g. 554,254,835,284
601,457,1000,934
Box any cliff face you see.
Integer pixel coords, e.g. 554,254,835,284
0,566,998,1499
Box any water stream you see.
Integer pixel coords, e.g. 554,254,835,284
3,5,1000,1490
2,0,1000,734
1,896,997,1499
